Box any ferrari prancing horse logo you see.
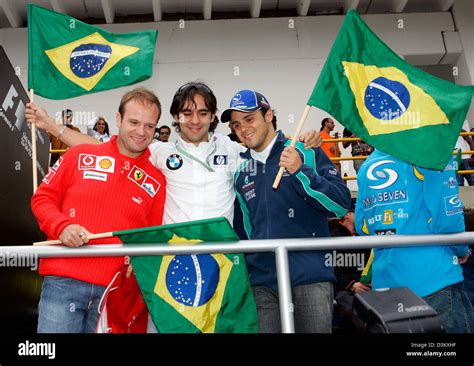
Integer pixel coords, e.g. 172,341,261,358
134,170,144,181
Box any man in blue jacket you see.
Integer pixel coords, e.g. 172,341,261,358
221,89,351,333
355,149,474,333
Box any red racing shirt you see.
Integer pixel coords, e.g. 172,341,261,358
32,136,166,286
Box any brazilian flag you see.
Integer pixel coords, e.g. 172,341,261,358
308,10,474,170
27,4,157,99
118,217,258,333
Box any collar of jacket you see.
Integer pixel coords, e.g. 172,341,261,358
239,130,286,161
175,133,216,153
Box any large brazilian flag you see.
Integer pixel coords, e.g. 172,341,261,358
118,217,258,333
309,10,474,170
27,4,157,99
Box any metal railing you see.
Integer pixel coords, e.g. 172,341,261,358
328,133,474,181
2,231,473,333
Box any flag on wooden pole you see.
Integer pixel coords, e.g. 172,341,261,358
28,4,157,99
308,10,473,170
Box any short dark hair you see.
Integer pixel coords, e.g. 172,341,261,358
62,109,73,122
159,125,171,133
259,108,277,130
170,82,218,133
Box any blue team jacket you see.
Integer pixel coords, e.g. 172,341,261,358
233,131,351,291
355,149,468,297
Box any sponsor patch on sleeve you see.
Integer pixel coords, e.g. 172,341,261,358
51,156,63,171
42,169,56,184
444,195,463,215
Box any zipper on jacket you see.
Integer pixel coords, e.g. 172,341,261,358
262,162,271,239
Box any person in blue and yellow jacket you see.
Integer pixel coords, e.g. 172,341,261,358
221,89,351,333
355,149,474,333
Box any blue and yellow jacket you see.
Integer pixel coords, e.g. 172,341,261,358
355,149,468,297
233,131,351,291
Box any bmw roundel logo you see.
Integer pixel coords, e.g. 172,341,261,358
166,154,183,170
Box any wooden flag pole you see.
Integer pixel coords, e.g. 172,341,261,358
33,232,114,246
29,89,38,193
272,105,312,189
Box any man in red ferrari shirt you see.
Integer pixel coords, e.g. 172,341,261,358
26,88,166,333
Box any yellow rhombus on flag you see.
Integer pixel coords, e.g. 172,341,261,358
155,235,233,333
121,218,258,333
45,32,139,92
307,10,474,170
28,4,157,99
342,61,449,136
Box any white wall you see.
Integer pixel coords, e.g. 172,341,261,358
0,11,471,190
452,0,474,130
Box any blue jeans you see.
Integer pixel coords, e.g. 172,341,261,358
37,276,106,333
252,282,333,333
462,246,474,306
456,159,474,186
423,281,474,333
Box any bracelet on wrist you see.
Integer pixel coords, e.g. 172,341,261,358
57,125,67,140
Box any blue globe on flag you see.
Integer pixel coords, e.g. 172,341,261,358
166,254,220,307
70,43,112,78
364,77,410,120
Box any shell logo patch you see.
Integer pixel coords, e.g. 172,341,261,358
78,154,115,173
99,158,113,170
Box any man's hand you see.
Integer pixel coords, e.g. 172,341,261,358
299,130,322,149
280,146,302,174
458,249,472,265
124,256,134,278
59,224,91,247
126,264,134,278
352,282,371,293
25,102,58,133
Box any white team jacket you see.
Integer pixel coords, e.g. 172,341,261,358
149,133,244,225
